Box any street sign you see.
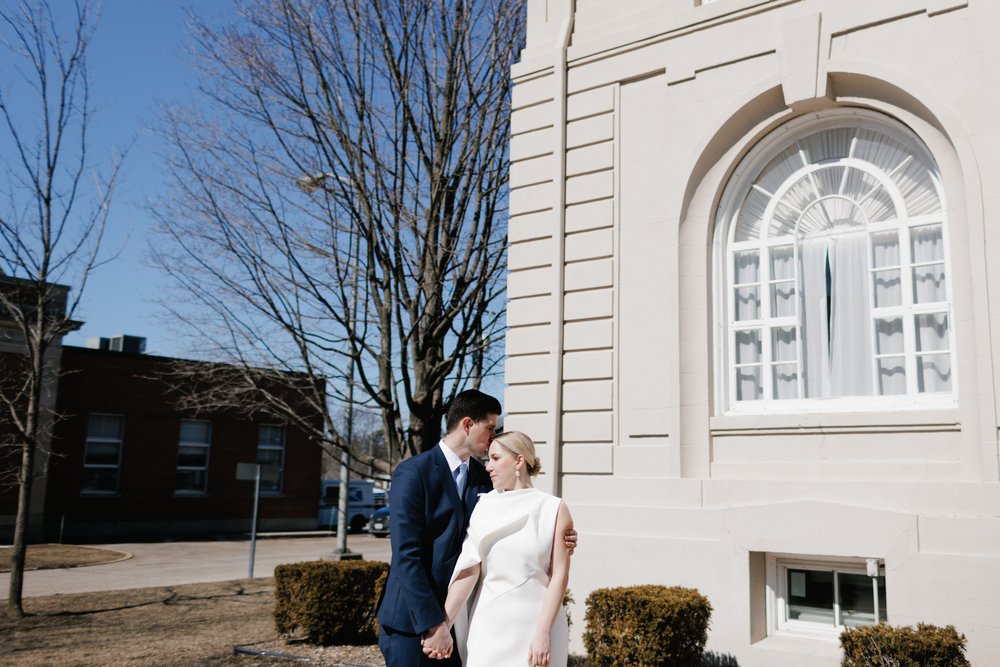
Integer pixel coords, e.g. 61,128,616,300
236,462,280,482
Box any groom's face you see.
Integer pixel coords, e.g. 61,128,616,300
463,413,498,457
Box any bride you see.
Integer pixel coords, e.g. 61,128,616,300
423,431,573,667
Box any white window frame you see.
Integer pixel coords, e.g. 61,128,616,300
257,423,286,494
766,554,887,641
175,419,211,495
714,110,957,415
82,413,124,495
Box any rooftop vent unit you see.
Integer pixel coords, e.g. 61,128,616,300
86,334,147,354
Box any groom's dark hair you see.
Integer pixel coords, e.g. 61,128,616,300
446,389,502,433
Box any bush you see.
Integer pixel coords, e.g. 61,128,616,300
840,622,970,667
583,585,712,666
274,560,389,645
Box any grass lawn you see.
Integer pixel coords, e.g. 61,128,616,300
0,544,129,572
0,578,383,666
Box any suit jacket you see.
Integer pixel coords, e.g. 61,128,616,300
377,446,492,635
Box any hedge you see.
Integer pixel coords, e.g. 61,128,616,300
840,623,970,667
274,560,389,646
583,585,712,666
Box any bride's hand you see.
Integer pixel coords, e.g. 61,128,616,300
528,631,551,667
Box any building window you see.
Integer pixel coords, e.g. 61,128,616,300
82,414,124,494
257,424,285,493
176,420,211,494
771,556,887,638
718,113,954,411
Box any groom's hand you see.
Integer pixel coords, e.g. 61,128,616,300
563,527,578,555
421,622,453,660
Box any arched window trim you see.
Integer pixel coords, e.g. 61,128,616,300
714,109,957,414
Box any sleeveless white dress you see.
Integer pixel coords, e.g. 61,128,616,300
450,487,567,667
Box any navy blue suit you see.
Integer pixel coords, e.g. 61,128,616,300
377,446,491,667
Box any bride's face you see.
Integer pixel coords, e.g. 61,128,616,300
485,441,520,491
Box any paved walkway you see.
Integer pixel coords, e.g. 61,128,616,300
0,534,392,598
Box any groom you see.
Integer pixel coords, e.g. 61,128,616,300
377,389,501,667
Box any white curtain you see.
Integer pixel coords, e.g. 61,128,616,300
829,232,873,396
800,238,831,398
799,233,873,397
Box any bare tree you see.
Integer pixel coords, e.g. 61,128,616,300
153,0,520,465
0,0,120,617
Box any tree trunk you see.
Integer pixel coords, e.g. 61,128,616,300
6,439,34,618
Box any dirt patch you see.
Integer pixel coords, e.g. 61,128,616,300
0,544,130,572
0,578,386,666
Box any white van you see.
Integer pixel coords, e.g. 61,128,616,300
318,479,375,533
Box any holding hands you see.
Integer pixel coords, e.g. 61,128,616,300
421,622,453,660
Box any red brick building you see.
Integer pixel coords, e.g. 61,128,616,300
1,342,323,542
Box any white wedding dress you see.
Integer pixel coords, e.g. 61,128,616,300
450,487,568,667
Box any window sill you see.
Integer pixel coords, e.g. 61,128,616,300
711,406,959,434
753,633,842,656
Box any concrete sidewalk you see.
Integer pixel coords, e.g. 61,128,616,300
0,534,391,598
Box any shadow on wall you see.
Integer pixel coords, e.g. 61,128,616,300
704,652,740,667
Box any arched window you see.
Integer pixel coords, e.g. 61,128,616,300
718,112,954,410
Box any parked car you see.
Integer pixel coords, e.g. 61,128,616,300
369,505,390,537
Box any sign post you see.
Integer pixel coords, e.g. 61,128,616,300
236,462,280,578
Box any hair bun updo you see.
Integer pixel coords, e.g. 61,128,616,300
492,431,542,477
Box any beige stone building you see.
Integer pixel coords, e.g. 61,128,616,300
504,1,1000,664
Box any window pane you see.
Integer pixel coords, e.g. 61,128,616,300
918,353,952,393
178,445,209,467
874,318,904,355
770,203,798,238
871,231,899,268
180,420,210,444
736,366,762,401
859,186,896,223
787,569,835,625
81,468,118,493
872,269,901,308
771,281,796,317
176,469,207,493
258,424,284,447
910,224,943,263
772,364,798,400
735,329,761,364
735,189,769,241
87,414,123,439
257,449,282,466
772,327,796,362
734,251,759,284
734,286,760,321
84,442,120,466
839,573,887,627
770,246,795,280
912,263,946,303
878,357,907,395
915,313,949,352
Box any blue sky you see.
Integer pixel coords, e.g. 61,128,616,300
57,0,236,355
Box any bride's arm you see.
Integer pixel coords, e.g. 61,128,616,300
529,501,573,667
422,563,480,659
444,563,480,628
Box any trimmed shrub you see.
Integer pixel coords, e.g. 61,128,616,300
274,560,389,646
840,622,970,667
583,585,712,666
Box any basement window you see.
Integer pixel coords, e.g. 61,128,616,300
769,555,887,639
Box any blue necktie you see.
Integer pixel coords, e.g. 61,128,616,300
454,461,468,499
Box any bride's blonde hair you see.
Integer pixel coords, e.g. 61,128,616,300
492,431,542,476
